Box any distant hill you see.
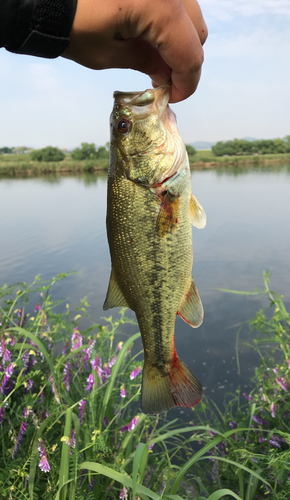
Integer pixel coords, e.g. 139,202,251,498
189,141,216,150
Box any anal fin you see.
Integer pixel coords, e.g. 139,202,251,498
103,268,129,310
178,276,204,327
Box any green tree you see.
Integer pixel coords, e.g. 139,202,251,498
71,142,97,160
96,146,109,159
0,146,14,154
30,146,65,162
185,144,196,156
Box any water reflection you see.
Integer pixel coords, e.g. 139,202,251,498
0,166,290,413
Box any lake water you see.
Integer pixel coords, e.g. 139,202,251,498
1,165,290,418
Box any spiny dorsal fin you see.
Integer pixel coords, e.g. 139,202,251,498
178,276,204,327
190,194,206,229
103,268,129,310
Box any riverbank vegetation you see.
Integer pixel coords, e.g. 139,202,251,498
1,137,290,176
1,272,289,499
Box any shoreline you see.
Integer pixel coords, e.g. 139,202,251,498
0,153,290,177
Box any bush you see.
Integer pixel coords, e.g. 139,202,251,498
185,145,197,157
30,146,65,162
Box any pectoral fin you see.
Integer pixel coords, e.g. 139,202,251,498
178,277,204,327
156,194,180,238
190,194,206,229
103,268,129,310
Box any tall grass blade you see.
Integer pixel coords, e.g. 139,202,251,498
79,461,161,500
200,457,269,488
245,468,261,500
170,428,249,494
206,490,243,500
59,408,72,500
99,331,140,427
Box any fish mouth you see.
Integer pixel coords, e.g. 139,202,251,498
113,85,170,109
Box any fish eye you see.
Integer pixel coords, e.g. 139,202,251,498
117,118,130,134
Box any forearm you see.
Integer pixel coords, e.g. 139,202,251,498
0,0,77,58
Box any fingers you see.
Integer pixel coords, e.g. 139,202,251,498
143,0,206,102
63,0,207,103
182,0,208,45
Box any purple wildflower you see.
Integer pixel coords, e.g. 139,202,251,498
17,309,22,318
71,327,83,351
88,477,96,491
122,415,140,432
117,342,123,351
120,487,128,499
23,406,32,418
108,355,117,368
243,392,253,401
0,405,5,425
102,364,111,383
83,339,95,364
12,422,28,458
34,303,41,313
91,355,103,379
0,315,2,326
24,379,34,394
38,439,50,472
271,402,276,418
148,443,155,450
252,414,269,426
269,437,281,448
63,363,71,391
273,367,278,374
276,377,289,392
79,399,86,424
86,373,95,393
103,416,108,426
229,421,237,429
71,429,76,449
286,359,290,369
1,362,16,395
120,384,126,398
130,366,142,380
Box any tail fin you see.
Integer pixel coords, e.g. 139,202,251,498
141,357,202,415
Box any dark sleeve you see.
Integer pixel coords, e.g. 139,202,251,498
0,0,77,58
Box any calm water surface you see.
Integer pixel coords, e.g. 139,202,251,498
1,166,290,418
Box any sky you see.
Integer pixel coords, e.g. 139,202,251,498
0,0,289,150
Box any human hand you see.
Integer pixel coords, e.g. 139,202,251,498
62,0,207,103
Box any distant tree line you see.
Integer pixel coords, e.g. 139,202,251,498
212,136,290,156
27,142,110,162
71,142,109,161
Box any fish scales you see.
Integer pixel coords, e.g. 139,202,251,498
104,85,206,414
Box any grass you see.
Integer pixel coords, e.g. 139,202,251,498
1,151,290,177
0,272,290,499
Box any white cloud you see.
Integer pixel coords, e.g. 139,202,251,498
201,0,290,21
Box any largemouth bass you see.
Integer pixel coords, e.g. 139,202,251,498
104,85,206,415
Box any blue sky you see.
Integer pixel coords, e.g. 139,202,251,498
0,0,289,149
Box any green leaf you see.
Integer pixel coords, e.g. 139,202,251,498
206,489,243,500
59,408,72,500
79,461,161,500
99,331,140,427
